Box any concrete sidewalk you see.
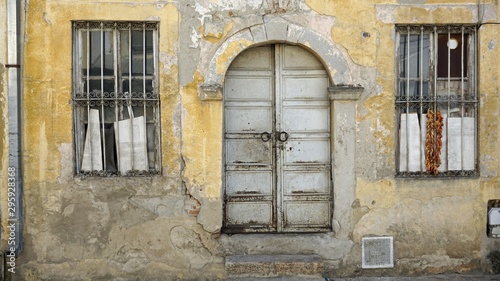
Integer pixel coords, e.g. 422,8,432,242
228,275,500,281
332,274,500,281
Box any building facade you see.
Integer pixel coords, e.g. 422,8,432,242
1,0,500,280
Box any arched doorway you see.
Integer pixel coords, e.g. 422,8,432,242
223,44,332,233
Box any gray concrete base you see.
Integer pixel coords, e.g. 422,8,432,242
226,274,500,281
226,277,326,281
332,274,500,281
225,254,324,278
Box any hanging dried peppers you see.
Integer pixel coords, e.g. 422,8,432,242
425,109,443,175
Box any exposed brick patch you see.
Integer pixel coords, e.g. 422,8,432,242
184,196,201,217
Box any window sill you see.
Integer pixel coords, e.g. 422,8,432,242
76,169,161,178
395,170,479,179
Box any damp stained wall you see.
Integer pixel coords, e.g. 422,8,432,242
0,0,498,280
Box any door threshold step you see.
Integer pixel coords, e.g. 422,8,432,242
225,254,324,278
226,277,327,281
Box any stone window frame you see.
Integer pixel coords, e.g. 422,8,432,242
395,24,478,178
72,21,161,177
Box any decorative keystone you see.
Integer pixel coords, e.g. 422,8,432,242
199,84,223,101
328,85,364,101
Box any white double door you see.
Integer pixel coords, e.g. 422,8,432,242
223,44,332,233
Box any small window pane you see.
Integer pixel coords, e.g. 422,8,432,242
120,31,130,77
82,31,114,76
399,34,430,78
421,35,430,78
399,81,429,102
399,35,407,77
103,31,114,75
103,123,118,171
81,31,89,75
145,30,154,75
84,79,115,94
89,31,101,75
438,34,468,78
131,30,144,75
121,30,152,76
122,79,153,94
146,123,156,169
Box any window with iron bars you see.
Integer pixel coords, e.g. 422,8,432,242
396,25,478,177
72,21,161,176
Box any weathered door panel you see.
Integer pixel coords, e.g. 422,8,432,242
278,44,332,232
283,107,329,132
226,171,273,195
223,44,332,233
281,44,324,69
283,201,331,229
225,77,273,101
229,45,273,70
283,171,330,194
283,76,329,99
225,107,272,133
226,202,274,226
283,140,330,164
224,46,276,232
226,139,272,164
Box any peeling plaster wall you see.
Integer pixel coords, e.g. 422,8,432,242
4,0,500,280
16,1,227,280
477,10,500,271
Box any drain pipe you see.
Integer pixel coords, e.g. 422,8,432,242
5,0,23,263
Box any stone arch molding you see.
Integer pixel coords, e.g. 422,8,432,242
198,17,355,101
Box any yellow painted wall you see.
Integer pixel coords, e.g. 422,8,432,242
23,0,180,185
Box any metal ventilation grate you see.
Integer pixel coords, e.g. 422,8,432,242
362,236,394,269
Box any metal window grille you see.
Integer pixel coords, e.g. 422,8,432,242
72,21,161,176
395,25,478,177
